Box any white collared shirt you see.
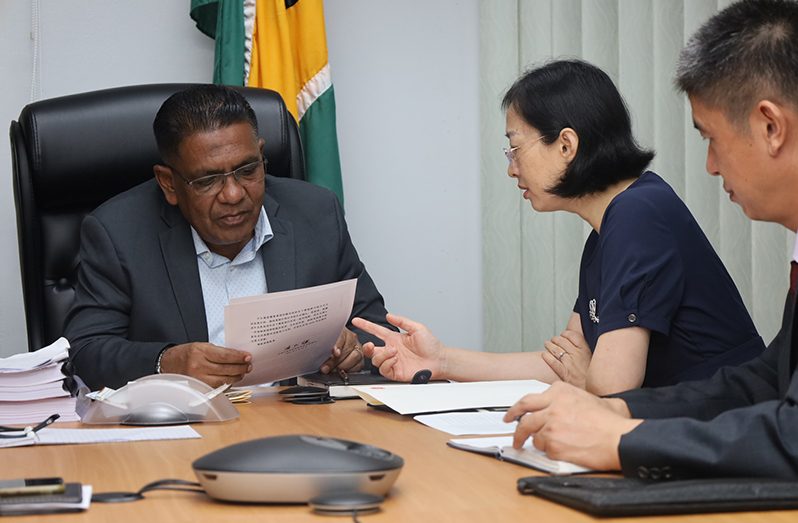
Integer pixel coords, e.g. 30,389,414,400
792,231,798,264
191,206,273,347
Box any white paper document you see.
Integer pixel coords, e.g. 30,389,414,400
414,411,516,435
351,379,549,415
225,279,357,386
0,397,79,425
0,337,69,371
0,425,201,449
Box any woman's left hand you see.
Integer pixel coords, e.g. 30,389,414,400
542,329,592,389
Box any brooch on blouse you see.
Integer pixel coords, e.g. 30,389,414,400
589,298,600,324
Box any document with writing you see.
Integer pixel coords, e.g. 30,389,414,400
447,436,592,475
225,279,357,386
351,379,549,415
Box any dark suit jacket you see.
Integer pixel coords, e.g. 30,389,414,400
616,290,798,479
65,176,391,390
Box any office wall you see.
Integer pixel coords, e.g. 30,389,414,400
0,0,482,356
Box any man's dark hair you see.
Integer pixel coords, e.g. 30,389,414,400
675,0,798,126
153,84,259,162
502,59,654,199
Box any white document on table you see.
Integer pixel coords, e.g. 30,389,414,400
225,279,357,386
0,426,201,449
0,337,69,371
414,411,516,435
351,379,549,415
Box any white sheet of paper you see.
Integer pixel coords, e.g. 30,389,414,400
351,379,549,415
34,425,201,445
225,279,357,386
0,338,69,371
414,411,516,435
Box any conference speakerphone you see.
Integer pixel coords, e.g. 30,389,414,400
193,435,404,504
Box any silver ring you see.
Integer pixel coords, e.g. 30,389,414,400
556,351,565,361
353,345,363,358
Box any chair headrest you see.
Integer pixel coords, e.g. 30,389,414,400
17,83,301,210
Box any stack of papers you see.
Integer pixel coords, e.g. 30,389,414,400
0,338,78,425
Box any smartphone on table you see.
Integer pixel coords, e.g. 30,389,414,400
0,478,65,496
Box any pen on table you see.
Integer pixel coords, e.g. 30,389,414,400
338,367,349,386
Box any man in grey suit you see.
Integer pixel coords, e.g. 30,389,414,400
504,0,798,479
65,85,391,390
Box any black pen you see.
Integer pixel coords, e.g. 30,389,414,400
338,368,349,386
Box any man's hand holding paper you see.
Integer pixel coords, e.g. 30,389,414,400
158,343,252,388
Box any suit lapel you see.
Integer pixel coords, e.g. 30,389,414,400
159,202,209,341
261,192,296,292
778,292,798,395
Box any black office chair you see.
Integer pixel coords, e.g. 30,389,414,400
11,84,305,352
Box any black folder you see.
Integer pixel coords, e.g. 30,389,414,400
517,476,798,516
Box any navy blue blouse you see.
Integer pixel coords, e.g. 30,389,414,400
574,172,765,387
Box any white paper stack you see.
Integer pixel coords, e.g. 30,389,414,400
0,338,78,424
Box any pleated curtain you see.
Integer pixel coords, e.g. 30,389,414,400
481,0,792,353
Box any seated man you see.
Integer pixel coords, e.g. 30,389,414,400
502,0,798,479
65,84,391,390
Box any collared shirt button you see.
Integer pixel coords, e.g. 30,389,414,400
627,313,637,323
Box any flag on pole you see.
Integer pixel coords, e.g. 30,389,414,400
190,0,344,204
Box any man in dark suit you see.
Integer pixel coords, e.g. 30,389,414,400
505,0,798,479
65,85,391,390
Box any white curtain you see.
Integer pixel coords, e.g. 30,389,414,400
481,0,791,353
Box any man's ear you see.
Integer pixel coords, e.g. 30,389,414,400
153,164,179,206
754,100,788,157
558,127,579,162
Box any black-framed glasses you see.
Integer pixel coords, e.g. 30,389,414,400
172,158,267,196
0,413,59,438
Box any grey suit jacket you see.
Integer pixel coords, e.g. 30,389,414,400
65,176,391,390
616,291,798,479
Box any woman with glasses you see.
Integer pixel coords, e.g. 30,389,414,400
354,59,765,395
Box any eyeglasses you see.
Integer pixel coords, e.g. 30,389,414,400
172,159,267,196
0,413,59,439
503,135,545,163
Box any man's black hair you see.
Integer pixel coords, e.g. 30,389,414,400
675,0,798,127
502,59,654,199
153,84,259,162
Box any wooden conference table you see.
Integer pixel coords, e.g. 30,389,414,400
3,389,797,523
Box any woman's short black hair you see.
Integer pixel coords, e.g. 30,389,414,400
502,59,654,198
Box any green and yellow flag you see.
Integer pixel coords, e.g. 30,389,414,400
190,0,344,204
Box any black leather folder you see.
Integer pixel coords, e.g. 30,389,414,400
517,476,798,516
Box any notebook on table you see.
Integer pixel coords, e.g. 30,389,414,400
447,436,591,475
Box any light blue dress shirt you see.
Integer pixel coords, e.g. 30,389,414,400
191,206,273,347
